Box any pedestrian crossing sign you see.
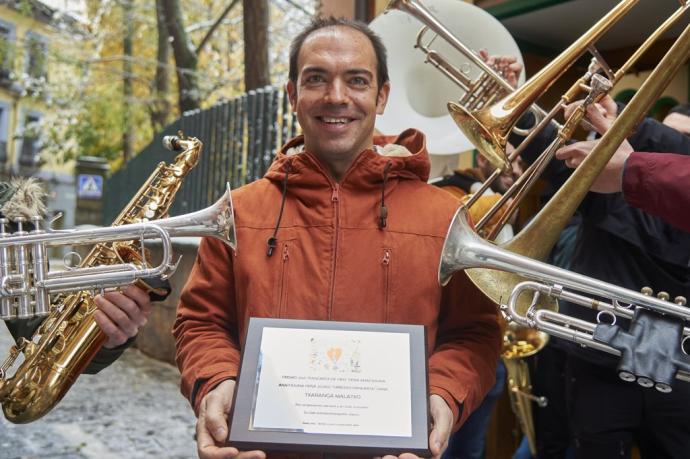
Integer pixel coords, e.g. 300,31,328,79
77,174,103,199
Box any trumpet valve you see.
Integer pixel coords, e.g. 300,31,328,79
641,286,653,296
674,296,687,306
13,216,26,234
657,291,670,301
30,216,43,233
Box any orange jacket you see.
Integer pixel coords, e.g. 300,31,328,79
173,129,501,432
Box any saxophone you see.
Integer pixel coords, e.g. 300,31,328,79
0,135,202,423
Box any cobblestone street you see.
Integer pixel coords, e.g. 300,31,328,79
0,329,198,459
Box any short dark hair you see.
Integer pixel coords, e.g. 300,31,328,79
288,17,389,90
668,103,690,118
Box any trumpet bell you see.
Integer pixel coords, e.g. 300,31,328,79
439,206,556,354
157,184,237,250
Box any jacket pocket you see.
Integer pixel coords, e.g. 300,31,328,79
277,242,291,318
382,248,392,322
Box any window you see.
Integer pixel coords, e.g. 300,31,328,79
19,112,41,168
0,20,15,78
24,32,47,80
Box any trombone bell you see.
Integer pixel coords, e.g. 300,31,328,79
448,101,511,171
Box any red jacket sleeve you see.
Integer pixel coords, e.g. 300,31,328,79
429,271,502,431
173,237,241,415
623,152,690,232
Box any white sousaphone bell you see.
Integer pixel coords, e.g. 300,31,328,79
370,0,525,155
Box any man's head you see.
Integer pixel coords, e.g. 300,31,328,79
662,104,690,135
475,143,523,194
286,18,390,177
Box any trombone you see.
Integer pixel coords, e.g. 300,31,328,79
439,8,690,382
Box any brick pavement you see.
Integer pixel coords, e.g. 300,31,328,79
0,328,197,459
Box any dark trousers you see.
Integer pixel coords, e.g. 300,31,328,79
565,356,690,459
530,344,573,459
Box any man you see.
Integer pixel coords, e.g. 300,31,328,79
520,95,690,458
173,18,501,459
1,178,153,375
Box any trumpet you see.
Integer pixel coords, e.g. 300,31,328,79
440,208,690,391
0,186,235,320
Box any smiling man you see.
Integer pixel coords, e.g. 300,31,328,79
174,18,501,459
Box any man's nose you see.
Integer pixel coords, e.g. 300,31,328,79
324,80,347,104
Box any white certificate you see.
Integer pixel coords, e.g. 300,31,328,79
250,327,412,437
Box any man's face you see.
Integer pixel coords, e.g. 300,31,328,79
287,26,390,167
662,112,690,136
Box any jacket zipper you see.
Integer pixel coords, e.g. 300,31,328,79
278,243,289,317
382,248,391,322
328,184,340,320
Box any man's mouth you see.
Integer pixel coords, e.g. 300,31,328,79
317,116,354,125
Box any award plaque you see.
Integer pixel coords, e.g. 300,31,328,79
228,318,430,456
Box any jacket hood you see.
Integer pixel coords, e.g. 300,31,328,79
265,128,430,187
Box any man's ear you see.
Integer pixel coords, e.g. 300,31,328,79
376,81,391,115
286,80,297,112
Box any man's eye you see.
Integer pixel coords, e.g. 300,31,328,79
351,77,368,86
305,75,324,83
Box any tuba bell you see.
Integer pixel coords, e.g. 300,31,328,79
370,0,526,155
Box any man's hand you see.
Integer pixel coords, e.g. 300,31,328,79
555,138,633,193
377,394,454,459
478,49,522,89
563,94,618,135
196,379,265,459
94,285,153,348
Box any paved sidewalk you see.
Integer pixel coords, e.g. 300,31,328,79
0,329,198,459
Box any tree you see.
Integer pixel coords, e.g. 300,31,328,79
160,0,239,112
151,0,171,132
243,0,270,90
122,0,135,162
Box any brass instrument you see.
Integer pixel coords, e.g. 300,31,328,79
410,0,689,449
440,19,690,425
0,135,236,423
439,208,690,388
373,0,531,154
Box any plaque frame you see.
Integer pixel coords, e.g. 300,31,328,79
228,318,430,456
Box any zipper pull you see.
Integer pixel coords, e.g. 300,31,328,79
382,249,390,265
332,184,339,203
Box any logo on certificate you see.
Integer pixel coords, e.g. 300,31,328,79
309,337,361,373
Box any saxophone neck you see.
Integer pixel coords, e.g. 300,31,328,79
170,137,203,178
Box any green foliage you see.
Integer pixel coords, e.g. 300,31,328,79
21,0,314,171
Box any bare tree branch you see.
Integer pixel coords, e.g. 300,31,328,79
195,0,241,56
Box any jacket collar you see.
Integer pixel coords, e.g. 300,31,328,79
264,128,431,190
